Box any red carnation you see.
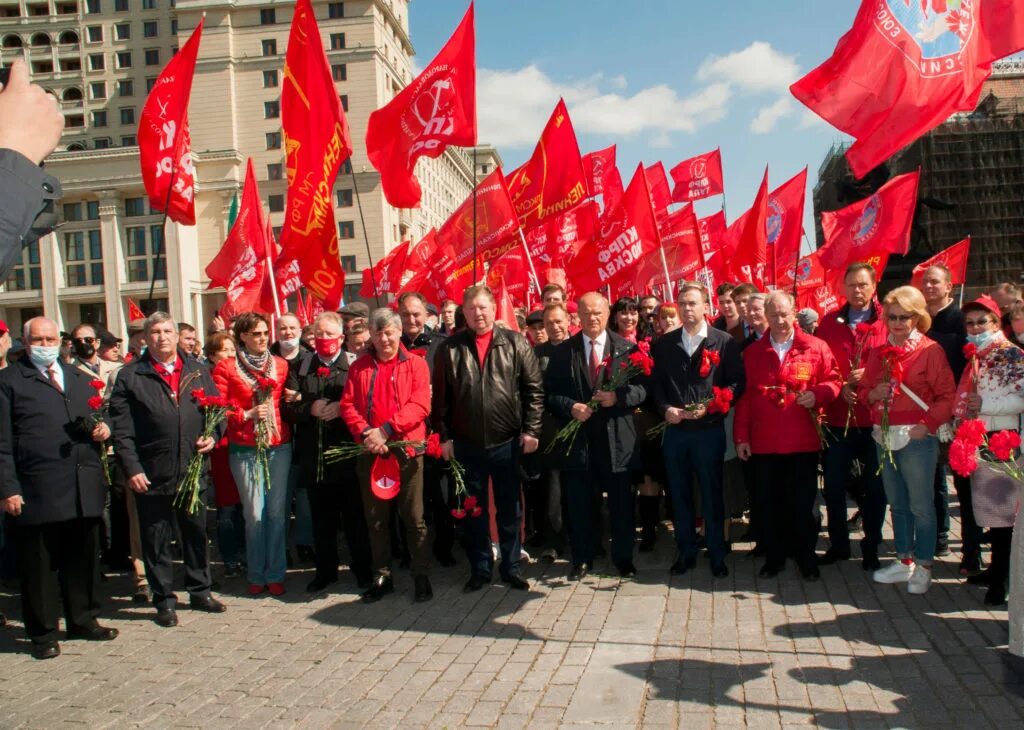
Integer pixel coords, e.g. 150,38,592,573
988,430,1022,461
854,323,871,337
955,419,988,449
257,376,275,391
316,367,331,379
451,508,467,520
636,338,651,355
470,507,483,518
425,433,443,459
949,438,979,477
464,496,478,511
89,379,106,391
192,387,206,401
962,343,978,360
88,395,104,410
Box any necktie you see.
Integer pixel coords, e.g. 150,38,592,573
589,338,601,386
47,365,63,394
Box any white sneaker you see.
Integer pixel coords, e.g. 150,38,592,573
873,561,913,584
520,547,532,563
907,565,932,594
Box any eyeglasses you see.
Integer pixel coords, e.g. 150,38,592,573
248,330,270,338
964,319,992,327
887,314,914,323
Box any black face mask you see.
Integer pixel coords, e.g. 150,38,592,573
73,341,96,360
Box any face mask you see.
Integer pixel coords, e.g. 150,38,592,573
315,337,341,359
72,341,95,360
28,345,60,368
1017,332,1024,345
278,336,300,353
966,330,995,349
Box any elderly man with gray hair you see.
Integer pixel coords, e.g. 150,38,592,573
340,308,433,603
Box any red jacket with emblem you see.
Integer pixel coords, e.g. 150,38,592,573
734,330,842,454
340,346,431,442
212,355,291,447
815,302,888,428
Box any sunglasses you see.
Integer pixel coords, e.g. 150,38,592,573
964,318,993,327
887,314,914,323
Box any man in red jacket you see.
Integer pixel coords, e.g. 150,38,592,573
340,308,433,604
814,262,889,571
735,292,841,581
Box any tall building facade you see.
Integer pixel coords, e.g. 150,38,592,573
813,60,1024,293
0,0,480,340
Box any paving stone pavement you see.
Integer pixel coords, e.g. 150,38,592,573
1,508,1023,729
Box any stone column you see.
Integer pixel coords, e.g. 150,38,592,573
96,190,127,339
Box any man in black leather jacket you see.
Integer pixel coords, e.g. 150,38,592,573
431,285,544,592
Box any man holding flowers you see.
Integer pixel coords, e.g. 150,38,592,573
109,312,226,628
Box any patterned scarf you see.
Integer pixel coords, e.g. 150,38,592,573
236,348,279,437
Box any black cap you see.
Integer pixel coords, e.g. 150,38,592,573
339,302,370,318
98,329,122,349
426,303,438,316
525,310,544,326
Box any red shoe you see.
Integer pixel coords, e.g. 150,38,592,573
248,584,266,595
267,582,286,596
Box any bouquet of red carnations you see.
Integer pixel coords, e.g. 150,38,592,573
86,379,112,486
646,386,733,441
949,419,1023,482
174,388,237,515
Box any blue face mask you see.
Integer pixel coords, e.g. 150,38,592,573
28,345,60,368
966,330,995,349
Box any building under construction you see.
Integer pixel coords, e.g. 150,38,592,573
813,59,1024,293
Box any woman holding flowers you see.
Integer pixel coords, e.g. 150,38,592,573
860,286,955,595
952,295,1024,608
340,308,433,604
212,313,292,597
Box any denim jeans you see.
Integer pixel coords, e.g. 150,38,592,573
229,442,293,585
823,427,887,558
216,503,246,568
455,439,522,579
878,436,939,564
663,426,727,567
286,465,314,547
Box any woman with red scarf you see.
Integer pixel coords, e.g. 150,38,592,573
212,313,292,596
860,286,955,596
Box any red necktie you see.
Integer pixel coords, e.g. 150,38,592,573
589,339,601,386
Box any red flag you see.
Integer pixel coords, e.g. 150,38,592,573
280,0,353,310
126,298,146,322
138,18,202,225
725,168,769,289
361,239,411,298
487,249,531,308
583,145,624,214
205,159,271,315
436,168,520,272
525,200,598,266
695,210,728,301
366,4,476,208
670,148,724,203
767,168,807,287
261,249,303,316
493,278,520,332
791,1,1024,179
308,294,325,321
565,164,661,292
634,205,702,292
911,237,971,289
645,162,673,221
819,170,919,269
507,99,588,229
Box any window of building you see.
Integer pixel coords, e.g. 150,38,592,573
114,0,127,11
339,94,348,112
60,58,82,73
114,23,130,40
144,48,159,65
94,137,111,149
336,189,353,207
264,100,279,119
146,77,157,92
63,203,83,222
330,33,345,50
120,107,135,125
5,241,42,291
340,255,356,273
66,114,85,128
118,78,134,96
86,25,103,43
341,159,352,175
125,197,147,217
91,110,107,127
86,0,100,13
78,303,107,327
64,230,104,286
262,70,278,88
261,38,276,56
259,8,275,25
86,201,100,220
121,135,136,146
268,194,284,213
90,81,106,99
265,132,281,150
267,163,283,180
123,226,165,282
328,2,344,19
331,64,346,82
116,51,132,68
142,0,156,8
143,21,158,38
338,221,355,239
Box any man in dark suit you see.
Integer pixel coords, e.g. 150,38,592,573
0,317,118,659
545,292,648,580
652,282,745,578
108,312,226,628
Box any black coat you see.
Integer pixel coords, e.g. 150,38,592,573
108,351,221,497
282,351,353,471
544,331,647,473
402,329,447,375
651,326,745,431
927,302,967,382
0,359,107,525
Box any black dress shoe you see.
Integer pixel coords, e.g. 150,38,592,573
414,575,433,603
189,595,226,613
463,575,488,593
361,575,394,603
31,640,60,660
759,564,781,578
984,582,1007,607
801,566,821,582
568,564,590,581
935,535,950,557
502,574,529,591
670,556,697,575
711,564,729,578
306,577,337,593
155,608,178,627
66,624,119,641
617,563,637,578
817,550,850,566
131,587,151,604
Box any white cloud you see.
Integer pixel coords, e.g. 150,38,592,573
696,41,801,93
750,97,797,134
798,109,829,130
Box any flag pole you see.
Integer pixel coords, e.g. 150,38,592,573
348,166,380,306
517,229,543,305
264,217,282,318
959,283,965,307
472,146,478,284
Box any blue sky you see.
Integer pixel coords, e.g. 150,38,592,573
408,0,860,248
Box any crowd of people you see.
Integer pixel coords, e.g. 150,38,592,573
0,267,1023,663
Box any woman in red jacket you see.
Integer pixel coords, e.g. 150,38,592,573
860,286,955,596
340,308,433,604
212,313,292,596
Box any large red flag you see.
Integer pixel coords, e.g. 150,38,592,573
583,145,624,214
205,159,271,315
670,148,724,203
486,249,532,307
138,18,202,225
360,239,410,298
507,99,588,229
794,251,844,317
493,278,520,332
635,205,703,292
695,210,728,300
645,162,673,221
725,168,769,288
366,4,476,208
911,237,971,289
565,164,661,292
280,0,353,310
791,1,1024,179
819,170,919,269
436,168,520,275
767,168,807,287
